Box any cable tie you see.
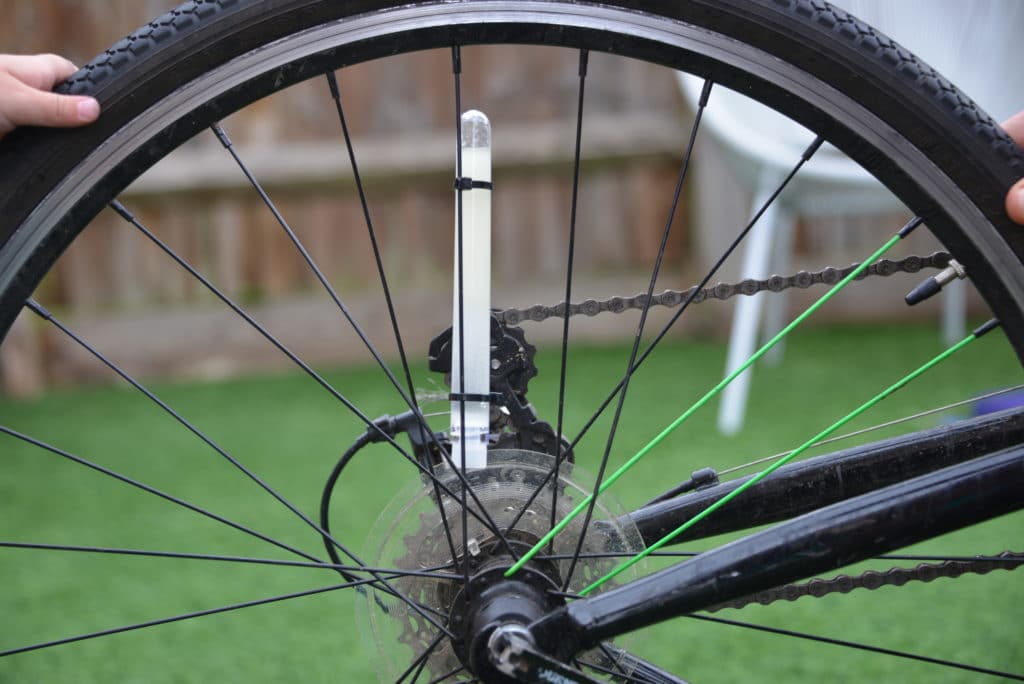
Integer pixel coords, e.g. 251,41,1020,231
448,392,499,403
454,177,493,191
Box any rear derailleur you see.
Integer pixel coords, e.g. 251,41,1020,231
404,315,570,468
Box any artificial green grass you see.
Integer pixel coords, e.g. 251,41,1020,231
0,323,1021,682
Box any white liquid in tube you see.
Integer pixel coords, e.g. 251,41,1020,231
451,110,491,470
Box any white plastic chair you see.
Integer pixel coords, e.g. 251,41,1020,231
678,0,1024,434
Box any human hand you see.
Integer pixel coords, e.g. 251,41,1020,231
1006,111,1024,225
0,54,100,137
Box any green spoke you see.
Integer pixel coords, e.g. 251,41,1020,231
508,225,913,577
580,320,997,594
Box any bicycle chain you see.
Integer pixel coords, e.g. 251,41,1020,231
495,249,1022,609
494,249,1016,610
705,551,1023,612
497,251,951,325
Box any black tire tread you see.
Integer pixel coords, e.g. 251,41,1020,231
768,0,1023,178
59,1,241,97
50,0,1022,181
1,0,1022,345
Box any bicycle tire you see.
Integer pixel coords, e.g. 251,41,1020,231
0,1,1022,342
0,1,1022,682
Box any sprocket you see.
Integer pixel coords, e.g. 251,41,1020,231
357,449,644,682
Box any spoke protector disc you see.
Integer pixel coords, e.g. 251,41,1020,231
358,449,644,681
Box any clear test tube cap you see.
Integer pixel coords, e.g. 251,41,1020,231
461,109,491,149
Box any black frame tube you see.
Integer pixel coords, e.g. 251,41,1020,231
531,445,1024,658
627,407,1024,545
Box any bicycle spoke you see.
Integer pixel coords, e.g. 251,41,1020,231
549,49,590,541
323,70,426,430
585,654,684,684
25,299,371,573
24,300,446,606
717,383,1024,477
503,81,720,540
324,70,461,575
0,541,458,579
0,424,322,564
451,44,474,596
597,643,690,684
396,629,446,684
537,551,700,561
23,303,452,635
560,77,714,590
211,122,439,421
509,214,919,578
502,77,716,548
302,77,519,557
581,320,1000,593
409,642,435,684
566,135,829,453
593,643,639,684
687,613,1024,681
109,201,415,461
425,664,466,684
1,423,454,624
109,201,502,542
0,580,363,658
212,121,438,441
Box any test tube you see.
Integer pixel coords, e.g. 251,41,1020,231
450,109,492,471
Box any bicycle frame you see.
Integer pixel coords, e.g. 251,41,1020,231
629,406,1024,543
532,407,1024,658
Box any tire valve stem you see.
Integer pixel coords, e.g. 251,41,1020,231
905,258,966,306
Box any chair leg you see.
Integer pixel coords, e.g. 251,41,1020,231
942,277,967,345
761,206,794,366
717,176,781,436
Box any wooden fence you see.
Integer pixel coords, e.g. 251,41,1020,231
0,5,695,393
0,2,969,396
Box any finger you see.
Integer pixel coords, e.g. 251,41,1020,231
1003,111,1024,147
1002,112,1024,226
4,83,100,129
1007,178,1024,226
1,53,79,90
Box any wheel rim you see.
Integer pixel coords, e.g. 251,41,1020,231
0,2,1022,682
3,3,1023,335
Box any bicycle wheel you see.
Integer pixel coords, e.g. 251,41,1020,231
1,1,1022,682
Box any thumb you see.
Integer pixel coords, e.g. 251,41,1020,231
8,84,100,129
1007,177,1024,226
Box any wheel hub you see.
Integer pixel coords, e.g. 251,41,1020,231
448,563,564,681
356,449,644,682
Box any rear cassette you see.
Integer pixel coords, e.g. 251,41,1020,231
358,449,644,682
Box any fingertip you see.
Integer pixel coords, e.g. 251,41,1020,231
1009,184,1024,226
44,53,79,81
75,97,100,124
1002,111,1024,148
